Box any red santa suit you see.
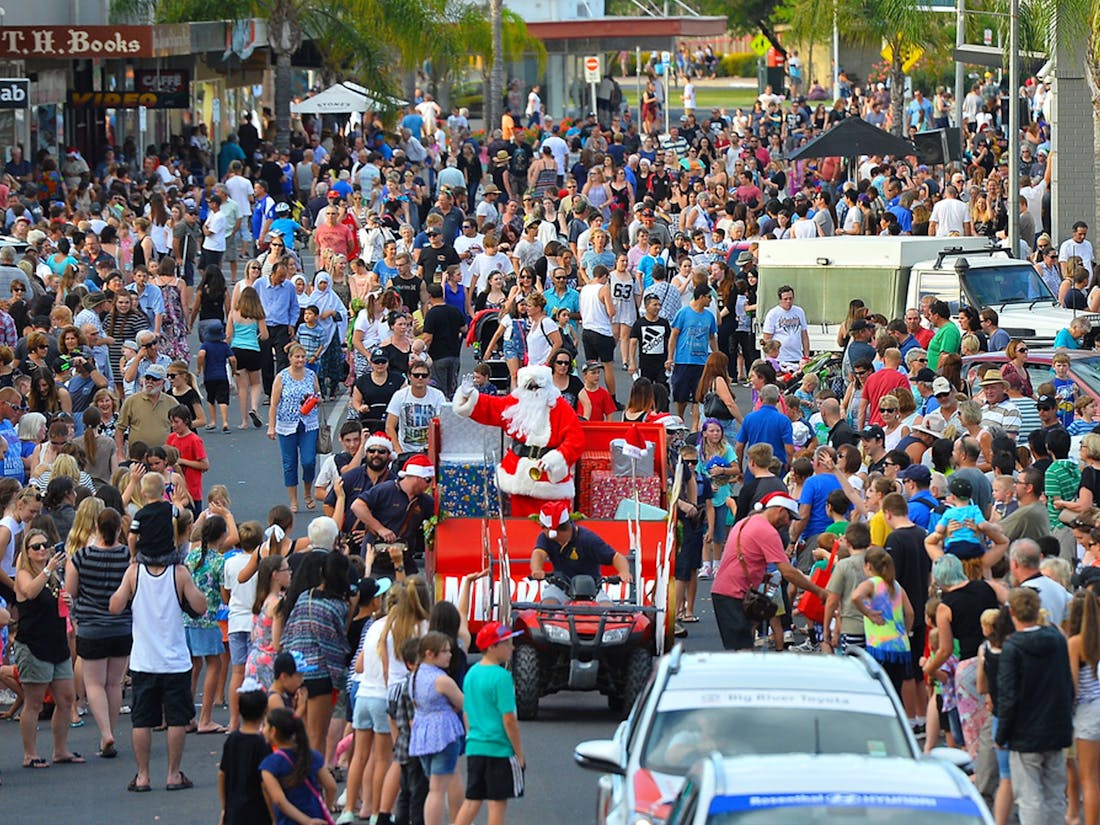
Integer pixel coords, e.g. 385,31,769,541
453,365,586,517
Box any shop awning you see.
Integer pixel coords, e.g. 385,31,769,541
290,81,406,114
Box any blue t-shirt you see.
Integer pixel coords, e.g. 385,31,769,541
259,747,326,825
374,260,398,287
1053,376,1076,427
1053,328,1080,350
736,406,794,465
200,341,233,383
798,473,842,538
671,305,717,365
937,503,985,547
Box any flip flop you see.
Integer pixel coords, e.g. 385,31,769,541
305,499,316,510
166,772,194,791
53,753,85,764
249,410,263,428
23,757,49,769
98,742,117,759
222,425,230,433
69,719,85,728
204,424,217,431
196,725,227,734
682,615,701,623
127,774,151,792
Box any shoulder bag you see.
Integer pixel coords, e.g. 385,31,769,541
703,378,730,420
735,525,778,622
316,395,333,454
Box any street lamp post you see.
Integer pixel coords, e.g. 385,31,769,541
1007,0,1019,256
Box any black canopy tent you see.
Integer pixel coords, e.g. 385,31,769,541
788,116,917,160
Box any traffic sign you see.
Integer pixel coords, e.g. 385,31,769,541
750,34,770,57
584,55,601,83
0,78,30,110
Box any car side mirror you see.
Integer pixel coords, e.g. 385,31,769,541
574,738,626,776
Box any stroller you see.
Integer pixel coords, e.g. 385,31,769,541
466,309,511,393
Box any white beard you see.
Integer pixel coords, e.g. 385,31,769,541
502,384,555,446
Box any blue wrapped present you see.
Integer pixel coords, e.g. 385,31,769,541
439,460,500,517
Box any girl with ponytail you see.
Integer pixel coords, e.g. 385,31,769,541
260,706,337,825
183,513,229,733
851,546,914,697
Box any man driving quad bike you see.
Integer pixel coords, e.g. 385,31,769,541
529,501,633,603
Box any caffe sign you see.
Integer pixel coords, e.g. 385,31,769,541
0,26,153,59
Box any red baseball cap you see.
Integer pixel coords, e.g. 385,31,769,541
476,621,521,650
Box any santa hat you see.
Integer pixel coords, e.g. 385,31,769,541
620,424,649,460
754,491,800,517
66,147,80,158
539,501,571,538
399,454,435,479
364,431,396,458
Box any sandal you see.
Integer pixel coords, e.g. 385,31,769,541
305,499,316,510
53,753,85,764
682,614,700,623
23,757,49,769
127,774,151,792
166,771,194,791
98,742,117,758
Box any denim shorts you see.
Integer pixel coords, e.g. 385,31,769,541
419,736,462,776
353,694,390,732
228,631,250,666
185,626,225,657
1076,700,1100,742
991,716,1011,779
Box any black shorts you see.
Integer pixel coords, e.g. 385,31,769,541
233,347,262,372
204,379,230,405
581,330,615,365
670,363,704,403
130,670,193,728
76,634,133,660
908,625,926,678
675,523,704,582
303,675,334,698
465,755,525,801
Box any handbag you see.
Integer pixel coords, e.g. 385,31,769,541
735,527,778,622
1059,506,1080,526
702,380,729,420
316,395,333,454
796,538,838,625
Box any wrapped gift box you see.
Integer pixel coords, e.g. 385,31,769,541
438,402,504,462
577,450,612,515
586,470,663,519
439,460,500,517
610,438,657,477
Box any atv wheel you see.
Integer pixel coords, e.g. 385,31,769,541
513,644,541,720
620,648,653,717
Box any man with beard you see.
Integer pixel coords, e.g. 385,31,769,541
350,454,435,578
453,364,587,517
116,363,176,457
325,431,397,543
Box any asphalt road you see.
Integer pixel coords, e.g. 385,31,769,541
0,352,739,823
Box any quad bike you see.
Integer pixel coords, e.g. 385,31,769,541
509,572,656,720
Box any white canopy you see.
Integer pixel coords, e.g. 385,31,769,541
290,81,407,114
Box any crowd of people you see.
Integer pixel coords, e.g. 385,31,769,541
0,56,1088,824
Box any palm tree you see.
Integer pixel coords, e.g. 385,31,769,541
489,0,504,133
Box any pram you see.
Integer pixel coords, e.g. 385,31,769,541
777,350,845,396
466,309,511,393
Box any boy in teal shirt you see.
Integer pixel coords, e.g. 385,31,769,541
455,622,526,825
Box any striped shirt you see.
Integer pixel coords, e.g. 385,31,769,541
281,590,349,685
980,399,1022,437
70,543,132,639
1045,458,1082,530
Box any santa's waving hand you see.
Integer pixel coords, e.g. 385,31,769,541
453,364,587,517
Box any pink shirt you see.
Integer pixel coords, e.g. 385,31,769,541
713,514,788,599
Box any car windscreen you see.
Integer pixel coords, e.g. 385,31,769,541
1059,356,1100,397
642,691,912,774
961,264,1055,306
707,803,985,825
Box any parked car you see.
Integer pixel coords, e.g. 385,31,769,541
663,753,993,825
573,646,967,825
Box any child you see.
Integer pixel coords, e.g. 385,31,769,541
674,442,712,634
823,522,872,653
1069,395,1098,435
991,475,1018,520
197,321,236,433
925,475,1008,578
390,637,428,825
783,393,812,448
921,622,960,753
219,683,273,825
850,547,914,697
453,622,525,825
577,361,616,422
761,338,782,372
409,631,466,825
794,373,819,418
296,306,324,372
166,405,209,506
268,652,305,715
823,489,851,537
976,606,1014,825
259,707,337,825
471,363,499,396
1051,351,1078,428
0,601,22,720
128,471,178,562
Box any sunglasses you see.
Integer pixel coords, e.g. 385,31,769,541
411,373,430,379
366,448,390,455
27,541,50,551
879,407,898,413
554,360,570,365
11,287,25,293
1016,347,1028,352
166,373,180,378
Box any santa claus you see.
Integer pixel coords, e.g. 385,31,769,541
453,364,586,516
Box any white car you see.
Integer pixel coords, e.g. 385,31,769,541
664,753,993,825
574,646,968,825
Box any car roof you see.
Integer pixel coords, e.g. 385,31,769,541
661,650,889,695
710,754,970,798
964,349,1098,364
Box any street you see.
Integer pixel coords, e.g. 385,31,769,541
0,367,733,823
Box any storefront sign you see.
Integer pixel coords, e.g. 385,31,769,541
0,78,30,110
135,69,190,107
68,90,190,109
0,26,153,59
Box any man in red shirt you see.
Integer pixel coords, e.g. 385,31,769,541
858,347,912,428
312,203,356,259
909,305,934,349
711,491,825,650
166,406,209,503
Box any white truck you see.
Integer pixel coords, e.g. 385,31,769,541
756,236,1095,353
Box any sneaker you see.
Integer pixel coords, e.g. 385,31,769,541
697,563,712,580
783,630,795,644
119,705,131,715
912,723,927,737
335,811,357,825
792,638,818,653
